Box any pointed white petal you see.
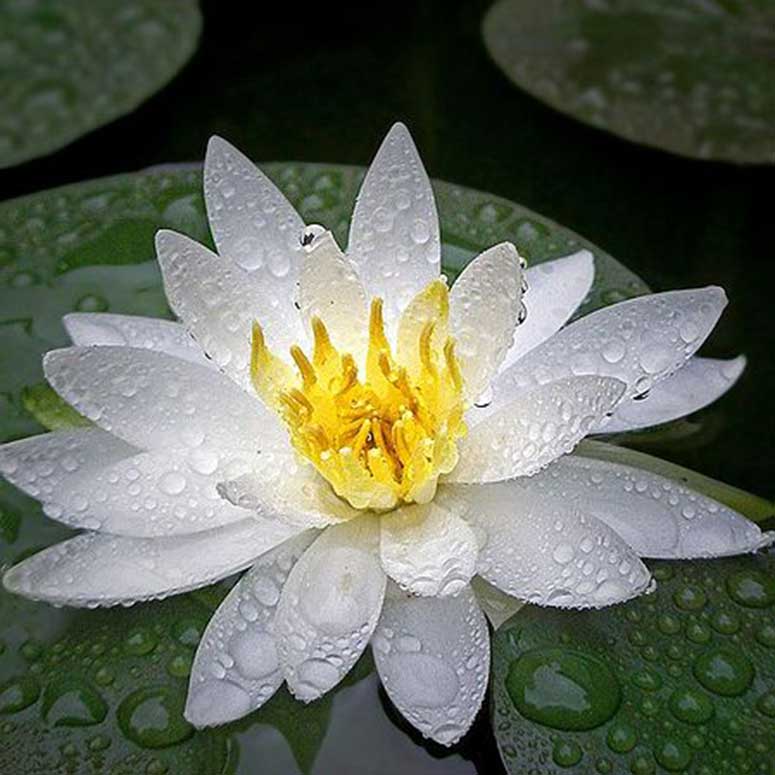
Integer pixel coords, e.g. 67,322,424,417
298,231,369,361
2,518,301,607
488,288,727,420
372,583,489,746
499,250,594,371
185,531,317,727
605,356,746,432
457,480,652,608
450,242,524,399
204,135,305,278
275,520,386,701
0,429,135,503
155,229,303,389
530,454,772,558
380,502,478,597
63,313,211,368
347,123,440,330
470,576,524,630
450,376,625,484
47,448,256,537
43,345,286,452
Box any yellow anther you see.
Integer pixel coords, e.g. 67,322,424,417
256,280,466,512
290,345,317,388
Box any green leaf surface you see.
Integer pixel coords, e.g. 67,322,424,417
21,383,92,431
577,440,775,524
483,0,775,164
0,0,202,168
492,554,775,774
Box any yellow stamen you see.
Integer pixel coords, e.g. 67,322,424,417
250,280,467,511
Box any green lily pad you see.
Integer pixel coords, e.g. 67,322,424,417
492,554,775,774
0,162,651,772
483,0,775,164
0,0,202,168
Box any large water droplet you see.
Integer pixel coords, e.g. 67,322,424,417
725,570,775,608
668,687,714,724
506,648,621,731
117,687,193,749
693,649,754,696
0,676,40,714
41,678,107,727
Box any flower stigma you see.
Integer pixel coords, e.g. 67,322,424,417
250,280,467,511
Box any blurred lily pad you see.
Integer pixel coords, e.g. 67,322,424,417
483,0,775,164
0,0,202,168
491,554,775,774
0,161,649,773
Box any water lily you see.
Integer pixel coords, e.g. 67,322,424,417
1,123,771,746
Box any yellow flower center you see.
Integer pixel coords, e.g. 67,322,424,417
250,280,466,511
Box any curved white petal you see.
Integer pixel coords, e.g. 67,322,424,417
530,454,772,558
155,229,302,390
450,376,625,484
2,518,301,607
298,230,369,361
470,576,524,630
43,345,286,452
372,583,489,746
185,530,317,727
347,123,440,331
63,313,211,368
499,250,594,372
204,135,305,279
218,461,361,529
275,519,386,701
604,356,746,432
449,242,524,399
46,448,256,537
487,287,728,422
0,428,135,503
457,481,652,608
380,502,478,597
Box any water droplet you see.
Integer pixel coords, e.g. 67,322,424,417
553,739,583,767
725,570,775,608
0,676,40,714
673,585,706,611
655,738,692,772
668,687,714,724
117,687,193,749
606,722,637,753
42,678,107,727
756,689,775,718
506,648,621,731
125,628,158,656
693,649,754,696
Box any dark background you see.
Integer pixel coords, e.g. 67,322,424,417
0,2,772,772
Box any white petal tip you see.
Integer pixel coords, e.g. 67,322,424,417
756,531,775,552
184,680,253,727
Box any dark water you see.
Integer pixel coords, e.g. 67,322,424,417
1,1,773,772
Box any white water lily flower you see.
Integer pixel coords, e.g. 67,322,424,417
1,123,772,746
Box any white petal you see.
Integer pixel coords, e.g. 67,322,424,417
450,376,625,484
44,345,286,452
0,428,135,503
204,136,305,277
47,448,255,537
380,502,478,597
63,313,211,368
2,518,301,607
449,242,524,399
275,519,386,701
470,576,524,630
298,231,369,361
372,583,489,746
499,250,594,371
604,356,746,432
347,123,440,331
218,461,361,529
489,287,727,417
155,229,302,389
458,480,652,608
529,454,772,558
185,531,317,727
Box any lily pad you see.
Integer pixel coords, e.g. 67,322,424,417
0,0,202,168
0,162,650,772
482,0,775,164
491,554,775,774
